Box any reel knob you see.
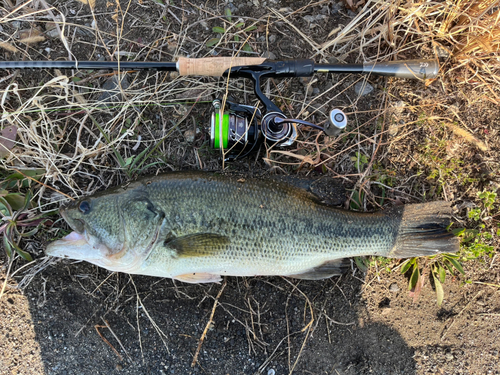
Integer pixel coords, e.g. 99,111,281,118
324,109,347,136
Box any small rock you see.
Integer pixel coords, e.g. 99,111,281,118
312,87,320,95
354,81,374,96
262,51,276,60
434,42,450,59
347,10,357,17
299,76,313,86
46,28,60,39
269,34,276,43
445,353,454,361
392,100,405,114
388,124,399,136
98,74,130,104
381,308,392,316
12,21,21,29
267,370,275,375
331,3,342,14
76,26,94,38
389,283,400,293
184,129,197,143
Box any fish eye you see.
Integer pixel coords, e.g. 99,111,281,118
78,200,91,214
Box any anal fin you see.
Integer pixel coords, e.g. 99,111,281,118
174,273,222,284
288,259,350,280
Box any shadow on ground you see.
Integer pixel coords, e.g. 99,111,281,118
12,261,416,375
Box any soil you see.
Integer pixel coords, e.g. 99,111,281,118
2,256,500,375
1,0,499,375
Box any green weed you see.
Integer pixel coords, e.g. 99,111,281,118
400,254,464,306
454,189,498,260
351,151,368,171
0,170,53,261
207,9,256,51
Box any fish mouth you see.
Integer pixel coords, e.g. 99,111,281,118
46,230,92,259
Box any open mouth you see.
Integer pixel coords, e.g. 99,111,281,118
60,231,86,242
45,230,89,257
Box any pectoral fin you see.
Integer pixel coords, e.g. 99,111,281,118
288,259,350,280
174,273,222,284
165,233,230,258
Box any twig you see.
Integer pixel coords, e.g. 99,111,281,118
95,324,123,361
0,255,14,301
269,8,321,55
191,279,227,367
102,318,133,362
12,168,75,201
323,313,356,326
282,278,315,375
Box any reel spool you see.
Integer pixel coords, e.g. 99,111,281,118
210,99,261,158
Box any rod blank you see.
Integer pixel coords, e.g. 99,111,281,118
0,60,177,71
0,58,439,79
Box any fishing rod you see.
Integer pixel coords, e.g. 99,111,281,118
1,57,439,159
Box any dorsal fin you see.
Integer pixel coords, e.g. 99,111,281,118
271,175,345,206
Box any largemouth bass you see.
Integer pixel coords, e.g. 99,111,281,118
46,172,459,283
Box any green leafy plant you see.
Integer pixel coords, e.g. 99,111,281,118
0,169,54,261
478,190,496,211
119,146,163,178
0,189,52,261
351,151,368,171
89,114,162,178
349,188,365,210
400,253,464,306
454,189,498,260
354,256,392,274
207,9,256,51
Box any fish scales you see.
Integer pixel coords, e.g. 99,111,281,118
142,175,392,275
46,172,459,283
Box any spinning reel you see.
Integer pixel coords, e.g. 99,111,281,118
210,98,347,160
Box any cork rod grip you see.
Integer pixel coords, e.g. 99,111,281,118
177,57,266,77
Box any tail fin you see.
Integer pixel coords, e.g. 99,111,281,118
389,201,459,258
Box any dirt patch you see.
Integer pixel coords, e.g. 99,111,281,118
2,257,500,374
